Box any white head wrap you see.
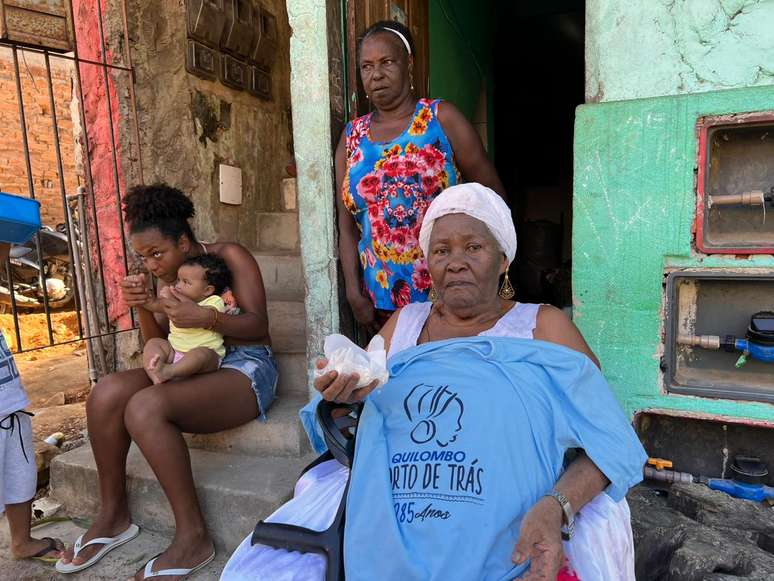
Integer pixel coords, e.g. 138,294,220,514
418,183,517,263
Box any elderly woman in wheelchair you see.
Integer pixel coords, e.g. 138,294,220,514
222,184,646,581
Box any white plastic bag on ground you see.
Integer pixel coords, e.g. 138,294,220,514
314,334,389,389
563,493,636,581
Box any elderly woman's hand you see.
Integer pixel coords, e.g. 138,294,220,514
313,358,379,403
512,496,565,580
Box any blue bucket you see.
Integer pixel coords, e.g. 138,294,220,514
0,191,42,244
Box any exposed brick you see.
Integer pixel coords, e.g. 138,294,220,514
0,51,83,226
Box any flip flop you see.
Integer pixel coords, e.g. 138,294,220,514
55,523,140,574
12,536,63,564
139,550,216,579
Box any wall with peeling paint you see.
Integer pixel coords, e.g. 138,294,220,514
126,0,294,247
573,85,774,422
286,0,339,394
586,0,774,103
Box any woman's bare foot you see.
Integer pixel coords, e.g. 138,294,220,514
145,354,173,385
128,530,214,580
59,512,131,566
11,536,64,560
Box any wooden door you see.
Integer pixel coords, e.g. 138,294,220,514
345,0,429,119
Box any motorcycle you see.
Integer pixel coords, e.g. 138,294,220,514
0,224,75,311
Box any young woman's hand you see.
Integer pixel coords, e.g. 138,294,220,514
346,289,380,334
163,288,212,328
313,358,379,403
120,273,153,307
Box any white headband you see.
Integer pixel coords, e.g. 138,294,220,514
380,27,412,55
419,183,517,263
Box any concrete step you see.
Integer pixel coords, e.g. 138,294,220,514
257,212,299,253
254,252,304,302
267,299,306,354
276,351,309,397
0,516,229,580
51,444,317,552
185,395,311,457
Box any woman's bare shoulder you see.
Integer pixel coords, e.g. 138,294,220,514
534,305,601,368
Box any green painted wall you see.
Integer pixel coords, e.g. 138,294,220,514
573,84,774,422
428,0,495,152
586,0,774,102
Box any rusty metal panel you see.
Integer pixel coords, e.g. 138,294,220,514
0,0,72,52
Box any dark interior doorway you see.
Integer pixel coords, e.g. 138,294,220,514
493,2,585,310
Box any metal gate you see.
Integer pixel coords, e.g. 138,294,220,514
1,0,143,380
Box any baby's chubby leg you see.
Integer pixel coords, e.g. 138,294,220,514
143,337,174,385
159,347,220,381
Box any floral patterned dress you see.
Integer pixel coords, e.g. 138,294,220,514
343,98,460,310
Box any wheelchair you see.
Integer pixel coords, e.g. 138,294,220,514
250,400,362,581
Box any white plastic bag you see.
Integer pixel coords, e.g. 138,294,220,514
563,493,636,580
314,334,389,388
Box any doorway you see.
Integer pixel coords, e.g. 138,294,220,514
493,2,585,309
428,0,585,309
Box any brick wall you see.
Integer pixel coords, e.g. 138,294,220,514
0,48,82,226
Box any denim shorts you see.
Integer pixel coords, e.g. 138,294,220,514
221,345,278,421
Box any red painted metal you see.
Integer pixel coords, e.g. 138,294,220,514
695,111,774,255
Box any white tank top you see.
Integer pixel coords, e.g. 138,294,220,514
387,301,541,360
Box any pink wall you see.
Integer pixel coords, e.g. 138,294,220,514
73,0,130,329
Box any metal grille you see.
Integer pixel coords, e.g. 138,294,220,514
1,0,142,372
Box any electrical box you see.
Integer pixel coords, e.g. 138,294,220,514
186,40,218,80
250,4,277,69
248,65,270,99
221,0,253,58
219,164,242,205
695,112,774,254
186,0,225,48
664,270,774,404
184,0,273,100
219,53,247,90
0,0,73,52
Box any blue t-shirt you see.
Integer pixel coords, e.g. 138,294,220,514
303,337,646,580
0,332,29,417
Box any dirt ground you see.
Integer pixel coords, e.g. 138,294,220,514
1,311,90,454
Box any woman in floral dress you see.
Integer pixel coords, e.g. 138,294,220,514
335,20,505,333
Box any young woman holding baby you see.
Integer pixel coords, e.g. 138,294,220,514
56,184,278,580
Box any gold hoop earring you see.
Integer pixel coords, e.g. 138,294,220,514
499,272,515,300
428,287,438,302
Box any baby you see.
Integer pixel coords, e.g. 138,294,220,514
143,254,230,384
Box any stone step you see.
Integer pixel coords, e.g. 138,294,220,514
267,299,306,354
254,252,304,302
51,444,317,552
257,212,299,253
276,351,309,398
0,517,230,580
185,395,311,457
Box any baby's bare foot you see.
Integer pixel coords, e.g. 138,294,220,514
145,354,168,385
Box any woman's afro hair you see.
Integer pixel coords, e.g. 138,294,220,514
123,183,196,241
